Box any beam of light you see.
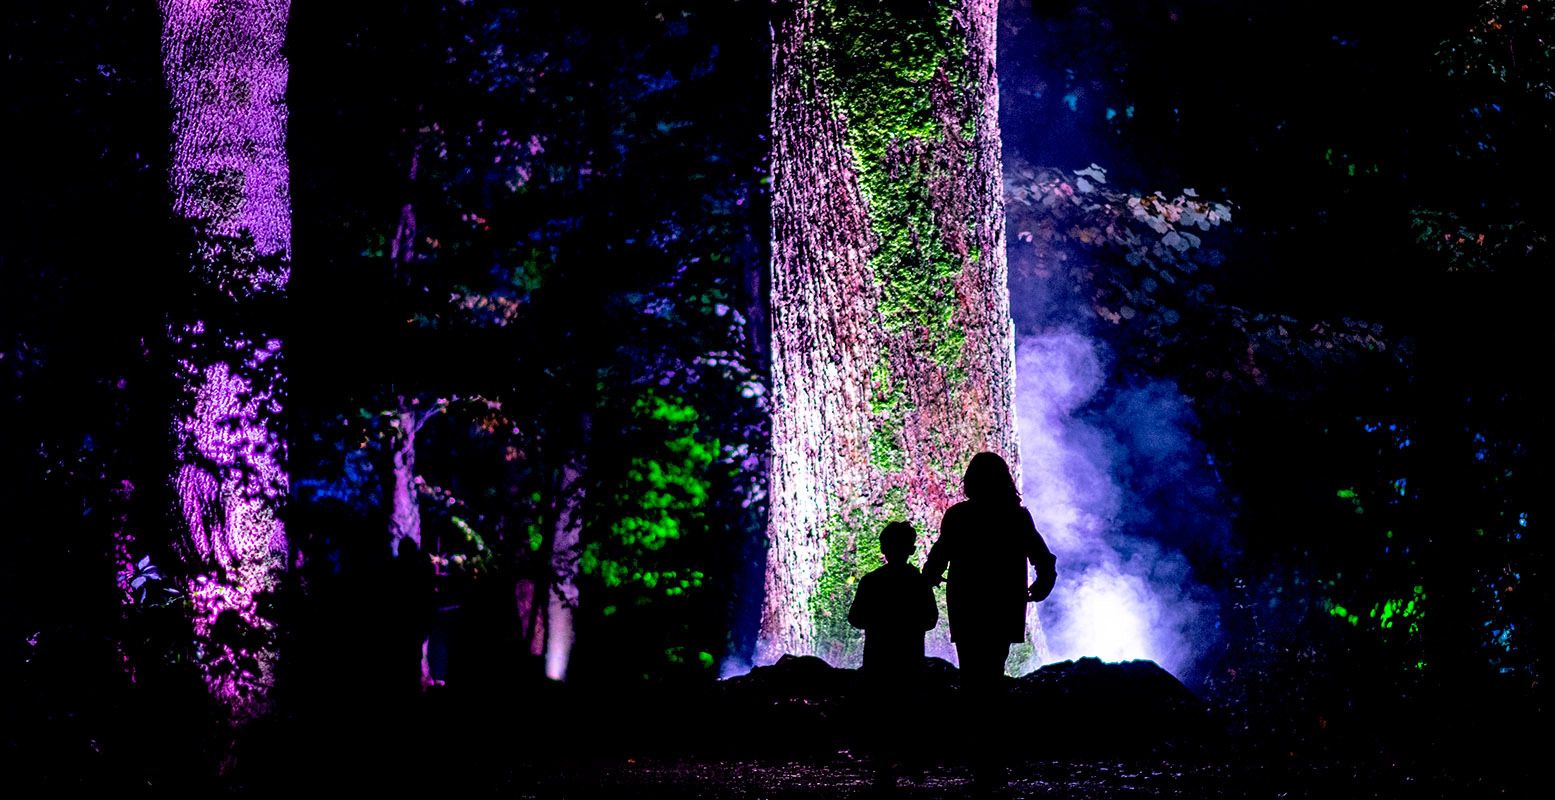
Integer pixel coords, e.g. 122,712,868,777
719,657,754,680
1015,331,1203,676
1057,567,1158,662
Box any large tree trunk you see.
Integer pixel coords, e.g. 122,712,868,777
759,0,1028,666
162,0,291,715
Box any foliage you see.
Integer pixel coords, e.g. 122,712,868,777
4,0,1549,783
1006,158,1392,399
286,0,769,682
1002,1,1545,744
1439,0,1555,106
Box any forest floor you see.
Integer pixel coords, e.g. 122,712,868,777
506,754,1522,799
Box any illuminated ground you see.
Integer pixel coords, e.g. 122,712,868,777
505,756,1509,799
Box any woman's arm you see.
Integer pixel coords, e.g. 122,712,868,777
1021,507,1058,602
922,511,955,587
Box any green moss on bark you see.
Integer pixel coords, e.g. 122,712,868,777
792,0,997,664
812,0,974,369
868,356,909,472
810,514,871,665
808,486,914,665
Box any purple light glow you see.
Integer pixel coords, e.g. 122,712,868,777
111,479,139,604
170,330,287,711
1015,332,1207,675
188,574,267,706
174,353,287,578
162,0,291,713
162,0,293,268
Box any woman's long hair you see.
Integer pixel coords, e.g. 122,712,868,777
962,451,1020,505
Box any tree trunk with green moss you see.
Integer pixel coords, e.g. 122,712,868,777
759,0,1024,667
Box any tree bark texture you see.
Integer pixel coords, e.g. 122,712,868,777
760,0,1025,666
162,0,291,714
545,456,586,680
389,402,424,557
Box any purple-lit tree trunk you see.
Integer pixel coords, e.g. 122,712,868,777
513,428,588,681
759,0,1030,667
389,400,433,557
386,151,432,561
545,455,585,680
162,0,291,714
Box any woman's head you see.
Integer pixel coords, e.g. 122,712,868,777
962,451,1019,504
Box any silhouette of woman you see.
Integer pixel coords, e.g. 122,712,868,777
922,452,1056,790
923,451,1056,689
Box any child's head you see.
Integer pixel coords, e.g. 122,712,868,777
879,521,916,564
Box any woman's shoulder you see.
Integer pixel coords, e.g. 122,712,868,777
946,498,1027,513
1010,503,1038,526
952,500,1036,527
943,499,977,519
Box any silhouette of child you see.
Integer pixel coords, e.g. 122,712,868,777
848,521,938,790
849,521,938,674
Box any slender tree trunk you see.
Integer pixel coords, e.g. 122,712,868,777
388,401,423,557
510,447,586,680
515,572,547,661
387,147,425,559
545,452,586,680
759,0,1027,666
162,0,291,714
